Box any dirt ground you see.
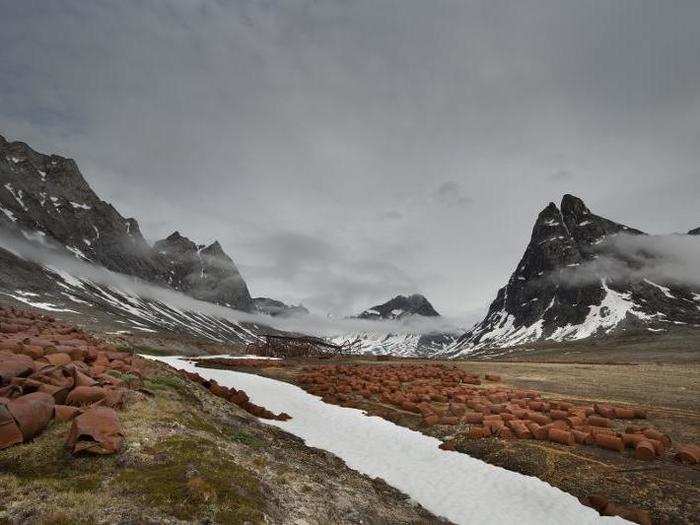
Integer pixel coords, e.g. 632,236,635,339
206,355,700,525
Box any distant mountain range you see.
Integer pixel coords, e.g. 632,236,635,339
252,297,309,317
1,133,697,355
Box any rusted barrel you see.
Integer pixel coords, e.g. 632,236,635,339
593,433,624,453
548,427,575,445
634,440,656,460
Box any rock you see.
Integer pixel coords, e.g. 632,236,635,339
66,407,124,455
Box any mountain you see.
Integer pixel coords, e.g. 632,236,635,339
154,232,253,311
356,294,440,319
252,297,309,317
0,133,252,312
332,294,456,356
451,195,700,355
689,227,700,235
0,132,268,345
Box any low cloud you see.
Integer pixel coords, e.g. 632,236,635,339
553,232,700,289
0,230,462,337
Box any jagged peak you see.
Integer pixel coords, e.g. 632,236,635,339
201,240,229,259
560,194,590,220
358,293,440,319
154,231,197,253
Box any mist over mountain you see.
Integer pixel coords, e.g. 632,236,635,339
0,134,253,312
451,195,700,355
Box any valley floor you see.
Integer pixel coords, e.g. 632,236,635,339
207,353,699,524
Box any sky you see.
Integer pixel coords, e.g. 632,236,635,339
1,0,698,319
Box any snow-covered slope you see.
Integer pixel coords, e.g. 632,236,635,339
450,195,700,356
0,240,264,344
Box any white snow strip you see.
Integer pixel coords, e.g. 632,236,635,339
2,292,78,313
147,356,626,525
13,290,40,297
643,279,676,299
38,170,47,181
0,206,16,222
66,246,89,260
60,292,92,305
70,201,92,210
3,183,28,211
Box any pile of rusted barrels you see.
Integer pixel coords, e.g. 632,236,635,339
178,368,291,421
1,307,144,454
192,357,286,369
295,363,698,466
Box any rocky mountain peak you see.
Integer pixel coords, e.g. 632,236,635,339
1,132,254,312
689,227,700,235
154,231,198,255
201,240,227,259
452,194,700,354
357,293,440,320
253,297,309,317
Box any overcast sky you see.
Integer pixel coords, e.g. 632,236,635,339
1,0,698,319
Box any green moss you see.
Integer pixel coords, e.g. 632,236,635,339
113,436,265,523
128,345,172,356
144,374,200,403
0,423,115,493
229,431,266,449
176,410,222,435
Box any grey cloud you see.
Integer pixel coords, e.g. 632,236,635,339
433,181,473,208
553,233,700,289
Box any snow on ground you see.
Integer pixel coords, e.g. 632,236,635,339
0,206,17,221
2,291,78,313
643,279,676,299
148,356,627,525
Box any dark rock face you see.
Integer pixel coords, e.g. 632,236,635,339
356,294,440,320
0,133,253,312
689,227,700,235
0,134,164,281
154,233,253,311
454,195,700,351
252,297,309,317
